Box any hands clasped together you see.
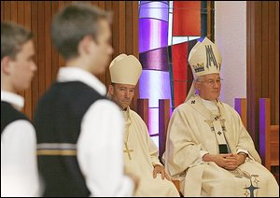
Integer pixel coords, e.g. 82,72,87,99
203,153,247,170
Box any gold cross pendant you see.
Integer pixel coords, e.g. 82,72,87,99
123,142,133,160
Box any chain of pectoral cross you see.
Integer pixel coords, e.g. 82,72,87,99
123,129,133,160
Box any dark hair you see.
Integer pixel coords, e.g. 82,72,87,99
1,21,33,60
51,3,112,61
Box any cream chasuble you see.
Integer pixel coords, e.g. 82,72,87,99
164,95,279,197
122,107,180,197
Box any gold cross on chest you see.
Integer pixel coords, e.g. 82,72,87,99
123,142,133,160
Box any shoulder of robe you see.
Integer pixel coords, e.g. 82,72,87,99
130,109,145,122
173,102,193,114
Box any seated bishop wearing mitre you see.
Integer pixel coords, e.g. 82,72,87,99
108,54,180,197
163,37,279,197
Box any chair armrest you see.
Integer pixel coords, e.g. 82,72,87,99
171,179,180,193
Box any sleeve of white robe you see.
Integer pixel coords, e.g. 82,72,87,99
1,120,41,197
77,100,134,197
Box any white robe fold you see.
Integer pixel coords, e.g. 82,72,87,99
123,107,180,197
164,95,279,197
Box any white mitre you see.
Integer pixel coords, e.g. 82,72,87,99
109,54,142,85
185,37,222,101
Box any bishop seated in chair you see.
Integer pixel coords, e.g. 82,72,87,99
108,54,180,197
163,37,279,197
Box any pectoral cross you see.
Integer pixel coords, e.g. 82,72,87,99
123,142,133,160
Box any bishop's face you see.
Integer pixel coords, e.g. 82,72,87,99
194,73,222,101
109,83,136,110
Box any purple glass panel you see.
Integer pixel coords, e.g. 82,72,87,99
140,1,168,5
139,47,169,71
139,2,169,22
139,1,171,139
139,70,172,108
148,107,172,137
149,108,159,135
139,1,150,5
139,18,168,53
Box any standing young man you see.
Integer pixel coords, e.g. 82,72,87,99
34,4,134,197
1,22,40,196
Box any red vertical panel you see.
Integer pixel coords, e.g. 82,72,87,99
173,1,201,36
172,43,188,81
174,82,187,107
172,43,188,107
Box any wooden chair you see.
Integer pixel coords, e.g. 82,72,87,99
259,98,279,182
234,98,279,183
234,98,247,128
159,99,170,161
158,99,181,192
137,99,149,129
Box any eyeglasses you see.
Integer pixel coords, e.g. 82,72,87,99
197,78,223,87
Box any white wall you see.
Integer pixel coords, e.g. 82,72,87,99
215,1,247,107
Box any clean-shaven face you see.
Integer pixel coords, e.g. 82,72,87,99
8,40,37,92
195,73,222,101
110,83,136,109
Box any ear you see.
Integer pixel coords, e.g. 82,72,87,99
194,81,200,91
106,85,114,99
77,35,94,56
108,84,114,94
1,56,12,75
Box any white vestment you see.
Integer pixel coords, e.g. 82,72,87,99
164,95,279,197
123,107,180,197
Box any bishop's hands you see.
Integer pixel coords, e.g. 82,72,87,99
203,153,247,170
153,164,171,180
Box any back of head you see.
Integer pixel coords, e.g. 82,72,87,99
51,3,111,61
1,21,33,60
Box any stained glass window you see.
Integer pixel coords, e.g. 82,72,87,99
139,1,214,146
